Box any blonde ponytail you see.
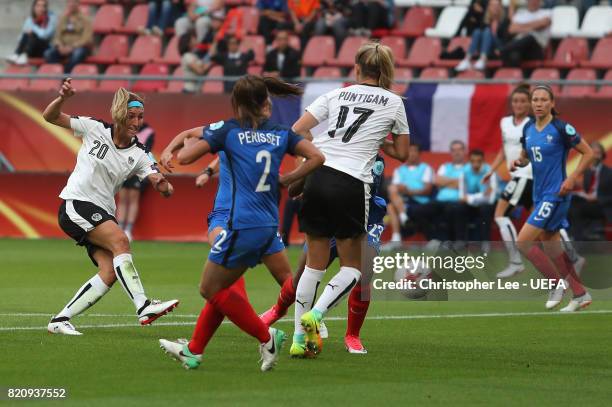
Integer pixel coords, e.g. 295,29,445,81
355,41,395,91
110,87,144,127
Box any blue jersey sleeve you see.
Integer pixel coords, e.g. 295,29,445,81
554,119,581,148
520,119,533,150
201,120,229,153
286,130,304,156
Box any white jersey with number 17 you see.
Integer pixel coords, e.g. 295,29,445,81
306,84,409,183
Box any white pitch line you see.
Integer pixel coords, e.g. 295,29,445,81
1,310,612,331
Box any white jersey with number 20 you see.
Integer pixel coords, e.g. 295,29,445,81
306,84,410,183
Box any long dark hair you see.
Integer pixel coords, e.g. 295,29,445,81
231,75,303,129
31,0,48,21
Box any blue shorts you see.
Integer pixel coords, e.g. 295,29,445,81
208,210,284,258
208,226,278,269
527,199,570,231
304,222,385,266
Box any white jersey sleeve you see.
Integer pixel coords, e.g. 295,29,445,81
70,116,100,138
133,152,159,181
391,102,410,135
306,93,330,123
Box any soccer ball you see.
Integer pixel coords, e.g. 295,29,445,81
394,265,433,300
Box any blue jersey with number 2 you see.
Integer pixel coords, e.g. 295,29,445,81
202,118,303,230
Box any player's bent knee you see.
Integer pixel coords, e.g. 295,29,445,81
110,234,130,255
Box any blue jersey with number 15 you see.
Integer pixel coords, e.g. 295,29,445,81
521,117,581,203
202,118,303,230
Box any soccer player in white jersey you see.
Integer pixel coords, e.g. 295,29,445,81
43,79,179,335
483,84,584,279
290,41,409,356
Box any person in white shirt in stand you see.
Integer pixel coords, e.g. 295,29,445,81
42,79,179,336
500,0,551,67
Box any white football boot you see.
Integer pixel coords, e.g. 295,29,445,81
159,338,202,370
47,319,82,336
138,299,179,325
560,292,592,312
259,328,286,372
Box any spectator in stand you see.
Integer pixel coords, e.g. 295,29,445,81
257,0,292,45
456,149,498,246
458,0,488,36
500,0,551,67
209,35,254,92
287,0,321,50
141,0,185,37
179,32,207,93
7,0,57,65
456,0,509,71
349,0,393,37
430,140,467,245
313,0,351,50
386,143,435,245
263,30,301,79
569,142,612,240
44,0,92,74
175,0,225,42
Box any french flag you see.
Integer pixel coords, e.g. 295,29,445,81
271,82,511,154
404,83,511,152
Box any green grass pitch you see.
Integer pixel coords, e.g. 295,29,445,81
1,238,612,406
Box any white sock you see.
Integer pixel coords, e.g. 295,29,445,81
313,266,361,315
559,228,579,263
399,212,408,224
113,253,147,311
495,217,522,265
54,274,110,320
391,232,401,242
294,267,325,336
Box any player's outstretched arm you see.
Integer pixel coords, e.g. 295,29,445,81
483,149,505,183
292,111,319,138
381,134,409,161
42,78,75,129
195,156,220,188
148,173,174,198
279,139,325,186
177,139,211,165
160,126,204,172
559,139,594,196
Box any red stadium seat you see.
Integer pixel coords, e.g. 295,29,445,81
93,4,124,34
456,70,485,79
155,35,181,65
202,66,224,94
493,68,523,80
29,64,63,91
313,67,342,78
117,4,149,34
132,63,169,92
119,35,162,65
580,38,612,69
248,65,262,75
240,35,265,66
561,68,597,97
329,37,368,67
302,36,336,67
420,67,448,79
530,68,560,93
595,69,612,98
380,36,407,61
435,36,470,68
0,65,32,90
391,68,412,94
81,0,105,5
544,38,589,69
71,64,99,91
99,64,131,92
398,37,441,68
392,7,435,38
241,7,259,35
162,67,184,93
87,34,129,65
